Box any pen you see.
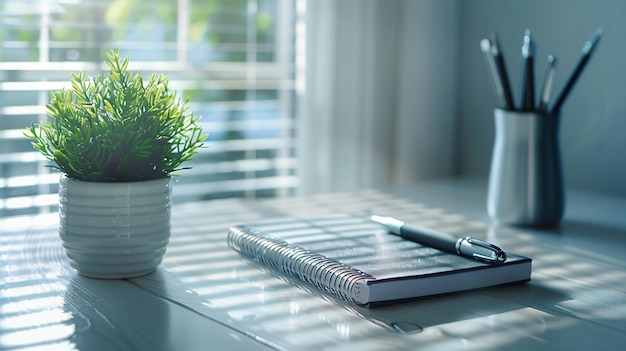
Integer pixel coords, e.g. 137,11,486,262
520,29,535,111
371,215,507,264
551,27,604,114
490,33,515,110
538,55,557,113
480,39,507,108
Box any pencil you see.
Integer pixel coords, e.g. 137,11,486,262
491,33,515,110
551,28,603,114
520,29,535,111
538,55,557,113
480,39,507,108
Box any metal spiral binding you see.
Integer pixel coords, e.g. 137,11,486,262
227,225,374,304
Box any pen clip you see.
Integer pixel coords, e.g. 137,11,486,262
457,237,507,263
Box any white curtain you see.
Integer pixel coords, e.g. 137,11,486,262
298,0,461,195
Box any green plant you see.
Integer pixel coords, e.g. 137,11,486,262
26,49,206,182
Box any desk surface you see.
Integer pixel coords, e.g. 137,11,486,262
2,179,626,350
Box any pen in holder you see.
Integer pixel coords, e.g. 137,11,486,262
487,108,564,227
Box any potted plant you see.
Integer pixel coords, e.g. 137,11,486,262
25,49,206,279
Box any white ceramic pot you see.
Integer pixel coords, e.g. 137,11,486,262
58,174,171,279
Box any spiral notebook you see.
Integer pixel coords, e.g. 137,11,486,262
227,213,532,307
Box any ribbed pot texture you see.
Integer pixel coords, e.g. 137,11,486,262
58,174,171,279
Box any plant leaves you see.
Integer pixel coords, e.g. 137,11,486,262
26,49,206,182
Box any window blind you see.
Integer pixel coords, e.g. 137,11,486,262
0,0,299,217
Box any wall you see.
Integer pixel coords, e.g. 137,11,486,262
457,0,626,196
298,0,460,194
392,0,460,185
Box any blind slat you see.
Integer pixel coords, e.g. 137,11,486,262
0,0,298,216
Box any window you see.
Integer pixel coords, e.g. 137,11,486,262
0,0,299,217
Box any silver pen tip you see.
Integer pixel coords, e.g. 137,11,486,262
583,27,604,54
370,215,404,234
480,38,492,52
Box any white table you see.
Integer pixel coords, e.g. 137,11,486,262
2,179,626,350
